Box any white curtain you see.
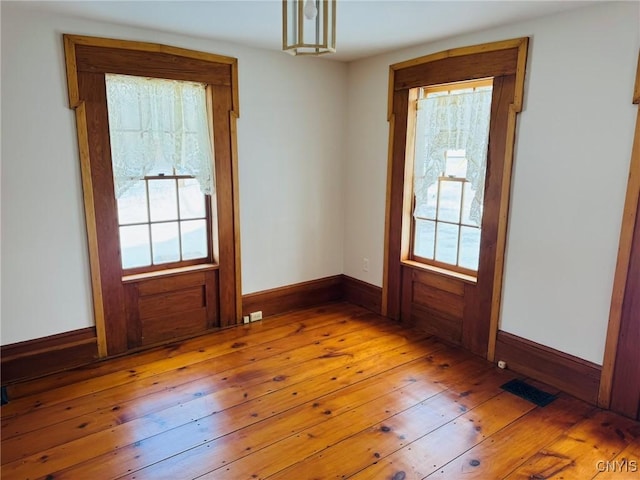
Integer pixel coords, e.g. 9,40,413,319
106,74,215,198
413,88,492,225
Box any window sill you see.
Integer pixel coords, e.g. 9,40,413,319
122,263,219,283
401,259,477,285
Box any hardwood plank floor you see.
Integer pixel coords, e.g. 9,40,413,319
1,302,639,479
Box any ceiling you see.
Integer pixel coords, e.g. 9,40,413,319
13,0,595,62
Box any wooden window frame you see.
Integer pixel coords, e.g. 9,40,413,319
409,80,493,277
64,35,242,357
118,173,215,276
383,38,528,359
411,177,481,277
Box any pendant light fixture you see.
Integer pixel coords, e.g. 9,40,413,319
282,0,336,56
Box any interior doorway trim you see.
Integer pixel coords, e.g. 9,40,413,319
599,51,640,409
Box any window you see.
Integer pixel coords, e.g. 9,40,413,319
384,37,528,356
65,34,242,356
410,80,493,274
105,74,215,273
116,175,211,271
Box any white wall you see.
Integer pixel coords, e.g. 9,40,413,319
2,2,638,366
343,1,639,364
0,4,347,344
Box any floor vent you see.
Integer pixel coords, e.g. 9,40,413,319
501,379,556,407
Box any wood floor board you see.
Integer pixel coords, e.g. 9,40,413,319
51,347,447,480
347,370,532,480
3,303,363,403
197,381,455,479
1,303,637,480
112,359,449,480
268,378,533,480
1,305,390,437
424,394,596,479
1,314,428,477
504,409,640,480
41,337,467,480
4,335,443,471
591,436,640,479
110,350,487,480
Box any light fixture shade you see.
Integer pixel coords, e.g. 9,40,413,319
283,0,336,56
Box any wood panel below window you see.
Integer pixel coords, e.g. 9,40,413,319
400,265,472,345
123,268,219,348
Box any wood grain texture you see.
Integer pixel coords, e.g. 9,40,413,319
135,271,206,296
390,37,526,72
64,34,237,66
409,303,463,344
479,73,516,359
73,102,108,357
381,91,398,315
64,35,242,355
78,70,128,355
495,331,602,405
384,89,410,320
342,275,382,314
609,189,640,419
140,310,209,346
2,303,635,480
229,110,243,323
74,44,232,84
0,329,98,385
242,275,343,318
383,39,528,364
2,275,357,386
600,104,640,410
503,409,639,480
394,48,519,91
211,84,240,326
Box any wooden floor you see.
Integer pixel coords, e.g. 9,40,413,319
2,303,639,480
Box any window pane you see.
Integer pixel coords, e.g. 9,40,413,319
444,150,467,178
151,222,180,264
414,219,435,260
120,225,151,269
462,182,481,226
181,219,208,260
459,226,481,270
435,222,459,265
148,179,178,222
116,180,148,225
414,182,438,220
179,178,206,219
151,158,174,176
437,181,462,223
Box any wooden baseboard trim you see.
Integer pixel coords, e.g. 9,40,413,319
495,331,601,405
342,275,383,314
241,275,344,318
1,275,382,386
1,327,99,385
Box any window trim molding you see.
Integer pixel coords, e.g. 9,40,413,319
63,35,242,357
64,34,240,113
382,37,528,361
386,37,527,122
